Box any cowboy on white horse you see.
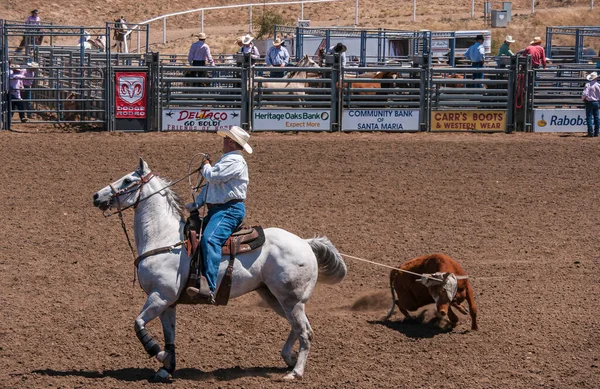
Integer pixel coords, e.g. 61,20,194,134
185,126,252,303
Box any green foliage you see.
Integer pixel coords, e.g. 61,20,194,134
253,9,292,39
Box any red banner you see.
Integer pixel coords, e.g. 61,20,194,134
115,72,147,119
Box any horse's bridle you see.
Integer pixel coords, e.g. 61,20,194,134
106,171,155,216
104,166,203,287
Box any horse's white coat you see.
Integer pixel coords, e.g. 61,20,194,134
92,159,346,380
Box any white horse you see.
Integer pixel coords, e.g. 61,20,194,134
92,159,347,380
255,54,320,96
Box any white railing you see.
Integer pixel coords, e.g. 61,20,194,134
125,0,341,51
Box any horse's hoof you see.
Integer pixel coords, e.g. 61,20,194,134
283,371,302,380
282,351,298,368
154,368,170,381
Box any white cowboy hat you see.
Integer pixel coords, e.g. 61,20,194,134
504,35,515,43
196,32,207,40
273,38,283,46
9,63,21,70
587,72,599,81
218,126,253,154
241,34,254,45
27,62,40,69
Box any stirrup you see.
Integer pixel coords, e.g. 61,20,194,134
185,287,215,305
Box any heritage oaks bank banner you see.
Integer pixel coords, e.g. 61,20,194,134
431,110,506,131
253,110,330,131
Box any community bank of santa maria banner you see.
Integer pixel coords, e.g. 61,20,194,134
342,109,420,131
533,109,588,132
161,109,241,131
253,109,331,131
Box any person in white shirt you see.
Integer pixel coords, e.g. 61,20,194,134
186,126,253,303
328,42,347,68
240,34,260,63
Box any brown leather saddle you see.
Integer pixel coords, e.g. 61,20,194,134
176,222,265,306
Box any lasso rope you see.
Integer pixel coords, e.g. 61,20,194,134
340,253,468,282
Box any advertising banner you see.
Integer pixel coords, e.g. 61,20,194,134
533,109,587,132
430,110,506,131
253,110,331,131
342,109,419,131
161,109,241,131
115,72,147,119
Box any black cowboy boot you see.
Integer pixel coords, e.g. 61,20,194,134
185,276,215,305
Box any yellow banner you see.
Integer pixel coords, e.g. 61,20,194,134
431,110,506,131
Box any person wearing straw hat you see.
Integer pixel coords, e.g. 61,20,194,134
185,126,253,304
518,36,547,69
497,35,515,57
187,32,215,86
23,62,40,119
240,34,260,63
265,38,290,78
9,64,28,123
582,72,600,137
496,35,515,69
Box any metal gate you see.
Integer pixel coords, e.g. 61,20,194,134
429,64,515,132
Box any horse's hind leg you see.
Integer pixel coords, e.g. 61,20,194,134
134,291,172,379
282,302,313,380
155,306,177,378
256,287,298,368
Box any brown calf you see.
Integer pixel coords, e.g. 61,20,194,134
385,253,478,330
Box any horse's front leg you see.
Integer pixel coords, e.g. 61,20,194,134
155,306,177,378
134,291,172,379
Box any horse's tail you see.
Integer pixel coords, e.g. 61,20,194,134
306,236,347,284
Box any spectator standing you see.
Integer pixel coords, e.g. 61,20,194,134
328,42,347,68
265,38,290,78
9,65,27,123
464,34,485,87
187,32,215,85
240,35,260,63
582,72,600,137
518,36,547,69
23,62,39,119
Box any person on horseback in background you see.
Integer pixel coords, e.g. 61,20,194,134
185,126,252,303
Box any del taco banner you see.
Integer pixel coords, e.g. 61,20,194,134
161,109,241,131
115,72,147,119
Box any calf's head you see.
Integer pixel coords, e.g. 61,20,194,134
421,272,458,317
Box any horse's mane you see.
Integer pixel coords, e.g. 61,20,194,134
154,176,185,219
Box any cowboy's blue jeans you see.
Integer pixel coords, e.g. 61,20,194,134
585,100,600,136
201,201,245,293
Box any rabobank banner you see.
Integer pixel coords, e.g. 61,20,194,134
533,109,587,132
253,109,331,131
342,109,419,131
161,109,241,131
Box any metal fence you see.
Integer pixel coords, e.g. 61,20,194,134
1,27,596,134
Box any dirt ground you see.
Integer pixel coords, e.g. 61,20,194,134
1,130,599,388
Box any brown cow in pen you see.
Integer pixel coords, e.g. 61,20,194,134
385,253,478,330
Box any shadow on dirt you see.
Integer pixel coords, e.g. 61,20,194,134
32,368,156,382
175,365,289,381
369,319,453,339
33,365,289,382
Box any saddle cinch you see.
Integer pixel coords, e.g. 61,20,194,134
176,210,265,306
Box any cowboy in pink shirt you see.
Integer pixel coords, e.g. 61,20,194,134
9,65,27,123
26,10,41,25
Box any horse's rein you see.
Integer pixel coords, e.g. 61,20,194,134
105,167,202,286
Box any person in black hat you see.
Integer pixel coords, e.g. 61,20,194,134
328,42,347,67
464,34,486,87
